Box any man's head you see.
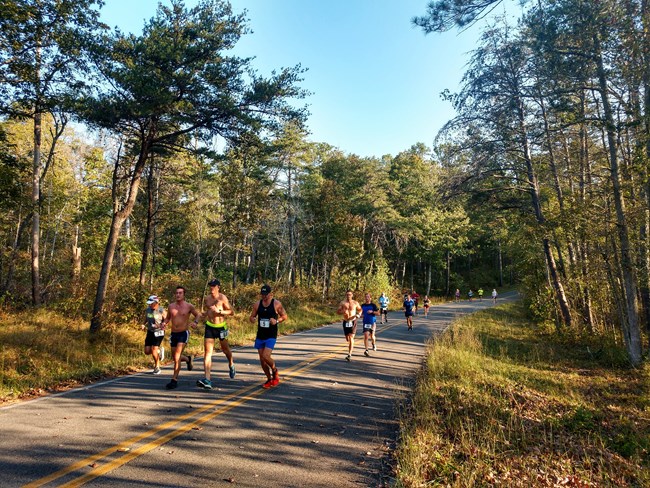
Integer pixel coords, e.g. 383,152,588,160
364,292,371,303
208,279,220,290
260,284,272,297
147,295,160,308
175,286,186,301
345,289,353,300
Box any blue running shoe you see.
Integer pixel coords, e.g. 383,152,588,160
229,364,236,379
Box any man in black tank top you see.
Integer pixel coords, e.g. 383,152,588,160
249,284,288,388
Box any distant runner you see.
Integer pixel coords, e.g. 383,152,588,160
468,289,474,301
196,279,236,390
455,288,461,302
478,288,484,301
403,293,415,331
163,286,198,389
337,290,362,361
423,295,430,318
141,294,166,375
378,292,390,324
360,292,379,355
492,288,498,304
249,284,287,389
411,290,420,314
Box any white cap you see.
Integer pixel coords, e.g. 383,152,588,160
147,295,159,305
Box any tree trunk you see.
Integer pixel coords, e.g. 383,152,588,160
139,165,156,286
90,139,149,333
31,110,42,306
595,35,643,365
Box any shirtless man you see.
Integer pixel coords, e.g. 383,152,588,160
196,279,236,390
249,284,288,388
163,286,198,389
337,290,362,361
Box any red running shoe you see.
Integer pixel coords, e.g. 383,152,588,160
270,377,280,387
262,379,273,389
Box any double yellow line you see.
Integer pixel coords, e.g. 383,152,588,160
24,321,402,488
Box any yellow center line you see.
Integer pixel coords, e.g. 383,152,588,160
23,321,402,488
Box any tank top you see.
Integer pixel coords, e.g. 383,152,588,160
256,298,278,340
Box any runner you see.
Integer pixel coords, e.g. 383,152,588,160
196,279,236,390
492,288,498,304
163,286,198,389
478,288,484,301
249,284,288,388
378,292,390,324
454,288,461,302
468,289,474,301
141,295,166,375
337,290,362,361
360,292,379,355
411,290,420,314
423,295,430,318
403,293,415,330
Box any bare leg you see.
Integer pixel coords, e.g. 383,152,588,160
204,339,215,380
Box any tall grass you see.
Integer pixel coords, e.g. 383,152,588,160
394,302,649,487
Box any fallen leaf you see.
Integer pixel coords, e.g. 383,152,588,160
117,447,130,452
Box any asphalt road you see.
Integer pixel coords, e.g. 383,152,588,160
1,294,514,488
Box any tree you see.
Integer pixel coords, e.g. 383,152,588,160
83,0,306,332
0,0,104,305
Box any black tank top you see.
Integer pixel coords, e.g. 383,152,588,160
256,298,278,340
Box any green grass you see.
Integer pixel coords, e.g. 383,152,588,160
393,302,649,487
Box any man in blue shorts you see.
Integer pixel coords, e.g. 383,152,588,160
403,293,415,331
196,279,236,390
141,295,166,374
249,284,288,388
361,292,379,355
337,290,362,361
162,286,199,389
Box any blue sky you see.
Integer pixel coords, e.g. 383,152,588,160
99,0,523,158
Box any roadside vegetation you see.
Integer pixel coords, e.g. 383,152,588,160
394,302,650,487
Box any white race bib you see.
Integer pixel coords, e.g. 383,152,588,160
344,320,354,328
260,318,271,328
153,329,165,337
363,323,373,330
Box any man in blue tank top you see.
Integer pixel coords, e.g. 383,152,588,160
249,284,288,388
403,293,415,331
361,292,379,356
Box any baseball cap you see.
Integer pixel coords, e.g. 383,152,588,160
208,279,220,287
147,295,159,305
260,284,272,295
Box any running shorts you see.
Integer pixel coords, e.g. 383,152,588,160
170,330,190,347
254,338,277,350
342,320,357,337
145,330,164,347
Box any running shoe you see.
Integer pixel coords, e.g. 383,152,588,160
364,349,370,357
345,354,351,361
262,379,273,389
270,377,280,387
165,379,178,389
186,356,193,371
373,344,377,351
196,378,212,389
229,364,236,379
272,368,279,381
153,367,161,375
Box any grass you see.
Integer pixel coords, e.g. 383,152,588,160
0,302,340,404
393,302,650,487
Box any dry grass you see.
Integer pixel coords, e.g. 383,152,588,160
393,302,649,487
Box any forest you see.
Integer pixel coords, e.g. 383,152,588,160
1,0,648,367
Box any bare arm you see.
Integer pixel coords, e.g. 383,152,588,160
249,301,259,323
273,301,288,325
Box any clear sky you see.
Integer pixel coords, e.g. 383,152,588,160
99,0,522,158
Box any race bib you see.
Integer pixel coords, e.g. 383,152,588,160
344,320,354,328
153,329,164,337
219,329,228,340
260,318,271,328
363,323,373,330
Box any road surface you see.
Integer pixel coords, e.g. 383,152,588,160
1,294,513,487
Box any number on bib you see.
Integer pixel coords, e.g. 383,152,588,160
153,329,164,337
260,318,271,328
